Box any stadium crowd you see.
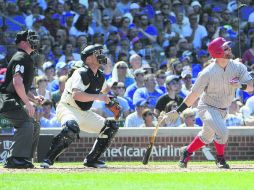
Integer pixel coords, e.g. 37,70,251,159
0,0,254,131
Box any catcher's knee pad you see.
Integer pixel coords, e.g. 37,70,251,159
86,119,118,161
45,120,80,162
99,119,119,139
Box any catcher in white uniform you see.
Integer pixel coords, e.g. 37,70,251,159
163,37,253,168
41,44,120,168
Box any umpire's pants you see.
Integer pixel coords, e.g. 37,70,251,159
1,108,40,159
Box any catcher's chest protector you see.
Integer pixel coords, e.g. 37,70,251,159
75,67,105,111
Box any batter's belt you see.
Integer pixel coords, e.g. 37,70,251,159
205,103,227,111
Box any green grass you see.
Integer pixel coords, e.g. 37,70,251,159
1,161,254,190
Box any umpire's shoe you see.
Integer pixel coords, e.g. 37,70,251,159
4,157,34,169
178,146,192,168
40,159,54,168
215,155,230,169
83,159,107,168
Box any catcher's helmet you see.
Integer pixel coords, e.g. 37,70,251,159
15,30,40,50
208,37,231,58
81,44,107,65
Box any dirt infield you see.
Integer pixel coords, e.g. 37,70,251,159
2,163,254,173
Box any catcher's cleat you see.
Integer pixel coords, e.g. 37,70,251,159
83,159,107,168
215,155,230,169
40,159,54,168
178,146,192,168
4,157,34,169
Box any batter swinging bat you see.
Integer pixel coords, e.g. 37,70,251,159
142,118,165,165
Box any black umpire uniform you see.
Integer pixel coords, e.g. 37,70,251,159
0,30,40,168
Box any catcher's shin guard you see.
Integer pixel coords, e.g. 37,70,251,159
41,120,80,168
85,119,119,165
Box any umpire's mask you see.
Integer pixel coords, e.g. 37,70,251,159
81,44,107,65
15,30,40,51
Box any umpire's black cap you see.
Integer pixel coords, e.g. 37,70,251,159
15,30,28,44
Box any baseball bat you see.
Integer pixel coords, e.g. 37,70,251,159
142,118,164,165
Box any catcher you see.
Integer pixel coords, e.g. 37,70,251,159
40,44,121,168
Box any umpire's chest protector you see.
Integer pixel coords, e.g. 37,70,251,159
75,67,105,110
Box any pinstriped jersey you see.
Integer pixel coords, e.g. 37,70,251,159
191,59,252,108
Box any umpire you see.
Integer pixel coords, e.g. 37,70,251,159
0,30,43,168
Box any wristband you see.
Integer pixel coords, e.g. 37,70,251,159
240,83,247,90
176,102,188,113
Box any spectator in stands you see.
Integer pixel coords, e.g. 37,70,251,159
101,57,113,80
69,13,94,37
50,44,62,64
118,16,131,39
109,61,135,88
5,2,26,32
58,42,81,63
137,13,158,44
50,61,69,92
133,73,163,110
25,2,44,29
140,108,157,127
124,68,145,110
128,54,142,73
172,11,191,38
171,59,183,76
179,108,199,127
39,100,61,128
158,18,177,48
76,35,87,52
162,100,182,127
155,75,183,116
180,69,193,98
119,38,130,57
92,32,104,44
155,70,166,93
188,14,208,49
31,16,49,38
51,75,67,109
42,61,55,91
87,1,102,29
225,99,244,127
242,37,254,70
124,99,147,128
55,29,67,48
35,75,51,100
42,7,57,38
96,14,118,42
103,0,121,21
116,0,131,15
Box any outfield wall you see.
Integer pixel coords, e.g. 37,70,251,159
1,127,254,163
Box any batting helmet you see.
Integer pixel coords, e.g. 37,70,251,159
208,37,231,58
15,30,40,50
81,44,107,65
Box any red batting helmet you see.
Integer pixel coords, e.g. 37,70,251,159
208,37,231,58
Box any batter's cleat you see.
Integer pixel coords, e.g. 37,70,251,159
215,156,230,169
83,159,107,168
178,146,193,168
40,159,54,168
4,157,34,169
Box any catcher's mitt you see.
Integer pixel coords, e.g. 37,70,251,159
106,96,121,120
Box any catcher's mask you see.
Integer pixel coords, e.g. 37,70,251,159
81,44,107,65
15,30,40,51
